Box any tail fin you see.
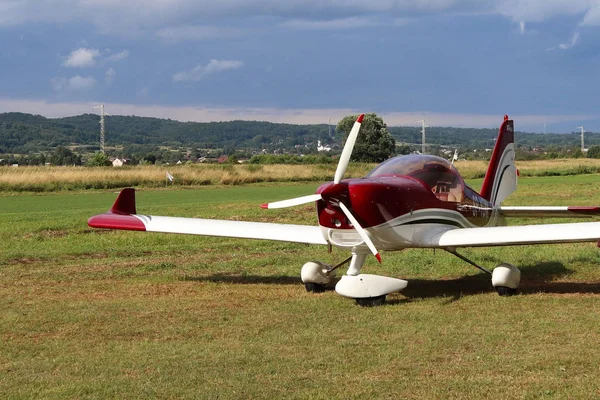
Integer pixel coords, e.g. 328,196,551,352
480,115,516,206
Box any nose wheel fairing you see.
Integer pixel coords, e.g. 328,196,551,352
335,274,408,299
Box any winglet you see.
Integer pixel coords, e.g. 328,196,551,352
356,113,364,123
260,203,269,209
110,188,137,215
375,253,382,264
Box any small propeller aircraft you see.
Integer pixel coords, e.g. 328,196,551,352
89,114,600,306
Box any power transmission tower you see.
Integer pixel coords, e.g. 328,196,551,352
576,126,585,151
92,105,109,153
417,119,428,154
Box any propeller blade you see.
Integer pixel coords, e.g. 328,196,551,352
338,202,381,263
261,194,322,209
334,113,364,184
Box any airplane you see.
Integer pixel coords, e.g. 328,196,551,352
88,114,600,306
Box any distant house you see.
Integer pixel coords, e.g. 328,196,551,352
317,140,332,152
217,155,229,163
112,158,125,167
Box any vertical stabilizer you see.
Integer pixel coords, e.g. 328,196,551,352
480,116,516,206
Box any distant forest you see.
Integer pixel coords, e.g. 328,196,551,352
1,112,599,164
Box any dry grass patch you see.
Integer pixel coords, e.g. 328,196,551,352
0,163,373,192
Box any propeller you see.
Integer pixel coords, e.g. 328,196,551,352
334,113,363,184
261,113,364,210
261,194,322,209
338,202,381,263
260,113,381,262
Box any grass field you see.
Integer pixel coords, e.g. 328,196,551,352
1,177,600,399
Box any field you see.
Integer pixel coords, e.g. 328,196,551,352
2,175,600,398
4,158,600,192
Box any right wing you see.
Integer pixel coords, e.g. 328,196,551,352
415,221,600,248
88,188,328,246
499,206,600,218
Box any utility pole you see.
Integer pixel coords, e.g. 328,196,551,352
577,126,585,151
417,119,428,154
92,104,108,153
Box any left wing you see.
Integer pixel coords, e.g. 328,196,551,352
415,222,600,248
88,188,328,245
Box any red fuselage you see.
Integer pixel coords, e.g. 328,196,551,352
316,155,496,231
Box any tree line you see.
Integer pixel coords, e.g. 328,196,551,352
2,111,600,166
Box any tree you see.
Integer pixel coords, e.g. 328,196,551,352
336,113,395,162
587,145,600,159
86,152,112,167
49,146,82,166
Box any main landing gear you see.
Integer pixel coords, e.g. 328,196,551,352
301,252,408,307
301,250,521,306
446,250,521,296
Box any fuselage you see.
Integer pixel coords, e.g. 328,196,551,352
316,154,505,251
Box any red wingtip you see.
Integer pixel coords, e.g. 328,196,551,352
356,113,364,123
504,114,509,121
375,253,382,263
260,203,269,209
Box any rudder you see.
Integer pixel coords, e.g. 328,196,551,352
480,115,516,206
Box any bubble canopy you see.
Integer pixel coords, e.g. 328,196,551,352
367,155,464,201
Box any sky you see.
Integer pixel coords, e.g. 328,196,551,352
0,0,599,133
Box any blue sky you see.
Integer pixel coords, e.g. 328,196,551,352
0,0,599,132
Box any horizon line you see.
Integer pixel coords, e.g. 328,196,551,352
0,98,597,133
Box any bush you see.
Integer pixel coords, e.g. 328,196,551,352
86,152,112,167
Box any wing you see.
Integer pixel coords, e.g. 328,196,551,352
415,222,600,248
88,188,328,246
499,206,600,218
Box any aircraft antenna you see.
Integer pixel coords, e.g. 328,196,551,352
92,104,110,153
576,126,585,151
417,119,428,154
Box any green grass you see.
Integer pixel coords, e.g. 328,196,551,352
1,178,600,399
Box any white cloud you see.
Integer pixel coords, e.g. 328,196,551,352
548,32,581,51
105,68,116,84
280,17,379,30
157,25,244,42
1,1,598,34
495,0,593,23
558,32,580,49
106,50,129,62
51,76,97,91
173,59,244,82
580,4,600,26
68,75,97,90
519,21,526,34
63,48,101,68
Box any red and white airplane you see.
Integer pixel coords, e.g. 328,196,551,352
89,114,600,306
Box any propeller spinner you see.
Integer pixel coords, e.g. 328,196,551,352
260,114,381,263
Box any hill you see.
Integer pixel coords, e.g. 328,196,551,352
1,112,599,157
